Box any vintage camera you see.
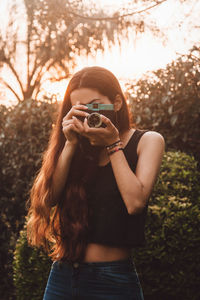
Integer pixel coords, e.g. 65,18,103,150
79,103,115,128
86,103,114,128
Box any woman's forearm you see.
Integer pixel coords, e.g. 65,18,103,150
51,141,77,206
109,133,164,215
110,151,144,215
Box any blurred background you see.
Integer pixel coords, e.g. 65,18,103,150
0,1,200,299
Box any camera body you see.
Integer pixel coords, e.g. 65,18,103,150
79,103,115,128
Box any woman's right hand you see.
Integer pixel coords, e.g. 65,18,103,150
62,104,89,145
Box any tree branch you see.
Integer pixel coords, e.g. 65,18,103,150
31,65,46,95
3,57,25,96
67,0,168,21
0,78,22,103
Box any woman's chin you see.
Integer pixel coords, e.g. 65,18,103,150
89,139,98,146
90,141,95,146
77,135,102,159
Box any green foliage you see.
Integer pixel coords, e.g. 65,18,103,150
126,49,200,163
0,99,58,299
13,151,200,300
13,228,51,300
133,151,200,300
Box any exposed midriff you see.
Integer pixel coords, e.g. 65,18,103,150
83,243,132,262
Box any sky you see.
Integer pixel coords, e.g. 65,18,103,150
0,0,200,106
75,0,200,80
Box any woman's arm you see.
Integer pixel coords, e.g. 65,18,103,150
74,114,165,214
50,104,89,206
109,131,165,215
50,141,77,206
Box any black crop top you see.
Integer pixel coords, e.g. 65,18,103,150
87,129,149,248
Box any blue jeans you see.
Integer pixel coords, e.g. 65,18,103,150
43,257,144,300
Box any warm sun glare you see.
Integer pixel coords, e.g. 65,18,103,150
0,0,200,106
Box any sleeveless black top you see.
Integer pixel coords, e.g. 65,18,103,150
87,129,149,248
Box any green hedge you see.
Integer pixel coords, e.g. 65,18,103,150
133,151,200,300
13,228,51,300
125,51,200,164
0,99,58,299
13,151,200,300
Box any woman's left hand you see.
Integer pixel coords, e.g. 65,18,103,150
73,114,120,146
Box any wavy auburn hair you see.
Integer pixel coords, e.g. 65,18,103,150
27,66,131,262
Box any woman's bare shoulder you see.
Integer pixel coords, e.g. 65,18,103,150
142,130,165,141
137,130,165,154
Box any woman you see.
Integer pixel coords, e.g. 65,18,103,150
27,66,165,300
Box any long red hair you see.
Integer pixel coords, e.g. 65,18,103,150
27,66,131,262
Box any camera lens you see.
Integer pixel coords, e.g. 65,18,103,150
87,113,102,128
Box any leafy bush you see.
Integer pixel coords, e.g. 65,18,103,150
13,151,200,300
0,99,58,299
133,151,200,300
126,49,200,164
13,227,51,300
